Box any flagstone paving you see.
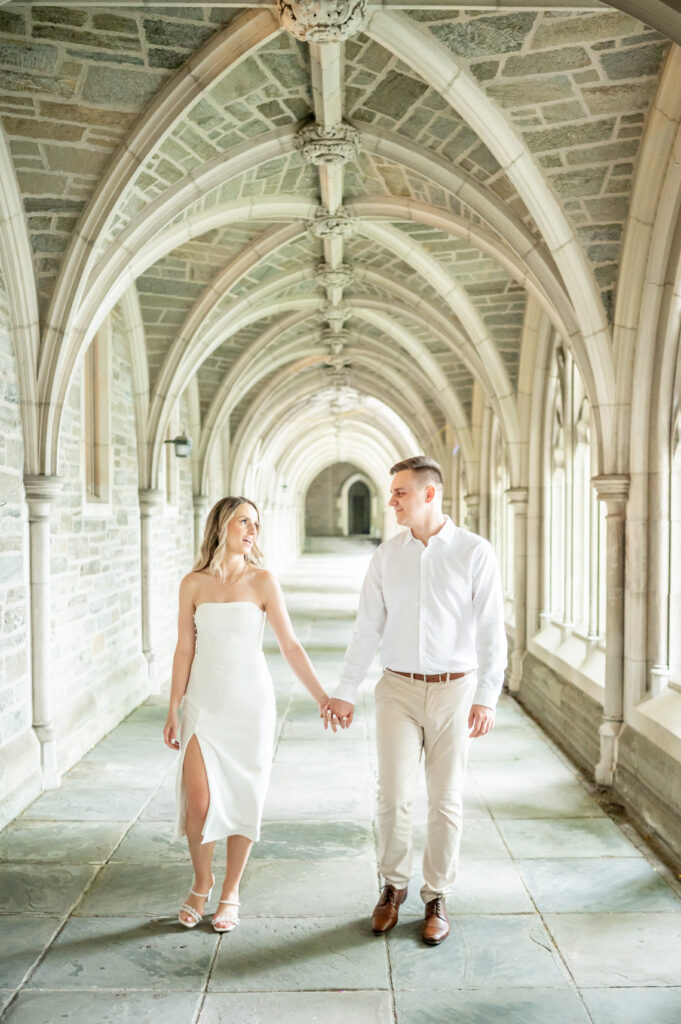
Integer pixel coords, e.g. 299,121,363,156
1,541,681,1023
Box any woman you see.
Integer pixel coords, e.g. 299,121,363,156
163,496,340,932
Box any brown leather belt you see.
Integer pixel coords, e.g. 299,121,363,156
388,669,468,682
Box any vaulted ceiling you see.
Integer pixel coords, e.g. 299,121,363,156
0,0,676,497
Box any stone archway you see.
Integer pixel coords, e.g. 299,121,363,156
348,479,371,535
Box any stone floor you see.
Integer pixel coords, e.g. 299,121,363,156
2,541,681,1023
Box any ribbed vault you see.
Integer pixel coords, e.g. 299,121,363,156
0,0,677,555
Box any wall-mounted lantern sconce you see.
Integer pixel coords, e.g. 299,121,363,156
164,434,193,458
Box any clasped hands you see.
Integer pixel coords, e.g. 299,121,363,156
319,697,354,732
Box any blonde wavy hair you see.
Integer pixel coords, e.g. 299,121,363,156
193,496,264,581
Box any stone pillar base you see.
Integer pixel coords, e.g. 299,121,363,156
144,650,159,695
594,719,623,787
34,724,61,790
509,649,525,693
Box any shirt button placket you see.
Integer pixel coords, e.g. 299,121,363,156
419,547,428,673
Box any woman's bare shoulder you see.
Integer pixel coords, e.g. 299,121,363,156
180,569,208,592
249,566,278,590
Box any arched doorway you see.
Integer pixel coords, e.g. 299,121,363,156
348,480,371,535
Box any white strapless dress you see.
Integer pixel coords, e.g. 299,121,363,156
174,602,276,844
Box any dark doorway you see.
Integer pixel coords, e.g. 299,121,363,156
349,480,371,534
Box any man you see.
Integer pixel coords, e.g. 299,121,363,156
326,456,506,945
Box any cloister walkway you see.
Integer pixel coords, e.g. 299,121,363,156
1,541,680,1024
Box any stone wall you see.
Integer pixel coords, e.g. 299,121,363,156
0,273,38,827
50,309,147,769
305,462,363,536
151,400,194,689
615,727,681,863
516,651,601,776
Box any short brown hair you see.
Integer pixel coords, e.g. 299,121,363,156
390,455,443,489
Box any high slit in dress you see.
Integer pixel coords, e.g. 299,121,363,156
174,601,276,844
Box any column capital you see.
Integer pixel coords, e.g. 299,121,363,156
279,0,367,43
193,493,210,510
23,475,62,519
592,474,630,508
505,486,529,509
464,492,480,511
138,488,163,516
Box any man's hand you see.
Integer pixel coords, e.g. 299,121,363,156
320,698,355,731
468,703,495,738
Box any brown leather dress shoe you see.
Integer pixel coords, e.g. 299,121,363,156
371,884,408,934
422,896,449,945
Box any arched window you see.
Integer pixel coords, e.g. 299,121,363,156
550,396,566,622
489,417,513,601
544,343,605,644
82,319,112,513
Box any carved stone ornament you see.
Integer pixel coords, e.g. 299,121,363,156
323,352,351,370
295,122,360,166
308,205,358,239
278,0,367,43
322,327,351,353
316,262,354,289
321,302,351,325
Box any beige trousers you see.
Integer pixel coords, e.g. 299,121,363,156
374,668,477,903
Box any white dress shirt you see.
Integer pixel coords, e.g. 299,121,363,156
335,517,507,709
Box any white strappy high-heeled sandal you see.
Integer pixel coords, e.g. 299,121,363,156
178,874,215,928
212,899,240,933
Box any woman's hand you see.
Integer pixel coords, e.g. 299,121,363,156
320,697,354,732
163,710,181,750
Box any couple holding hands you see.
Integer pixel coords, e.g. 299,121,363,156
163,455,506,944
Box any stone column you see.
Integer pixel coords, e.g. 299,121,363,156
506,487,529,693
193,494,210,560
139,489,163,694
592,474,630,786
465,493,480,535
24,474,62,789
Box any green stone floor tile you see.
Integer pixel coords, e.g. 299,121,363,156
199,991,393,1023
0,865,99,916
28,917,218,991
0,821,127,864
110,822,226,864
544,913,681,987
388,915,570,990
497,817,638,858
138,787,176,822
249,820,374,860
0,917,62,988
21,786,151,822
394,988,591,1024
273,737,368,764
240,857,377,917
1,991,202,1024
480,778,605,819
581,987,681,1024
517,857,681,913
409,816,509,861
262,777,372,822
73,862,203,917
398,858,533,916
207,917,389,992
59,760,168,789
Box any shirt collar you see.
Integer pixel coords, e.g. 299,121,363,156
403,515,455,547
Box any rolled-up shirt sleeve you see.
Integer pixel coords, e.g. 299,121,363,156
471,540,507,708
334,548,387,705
